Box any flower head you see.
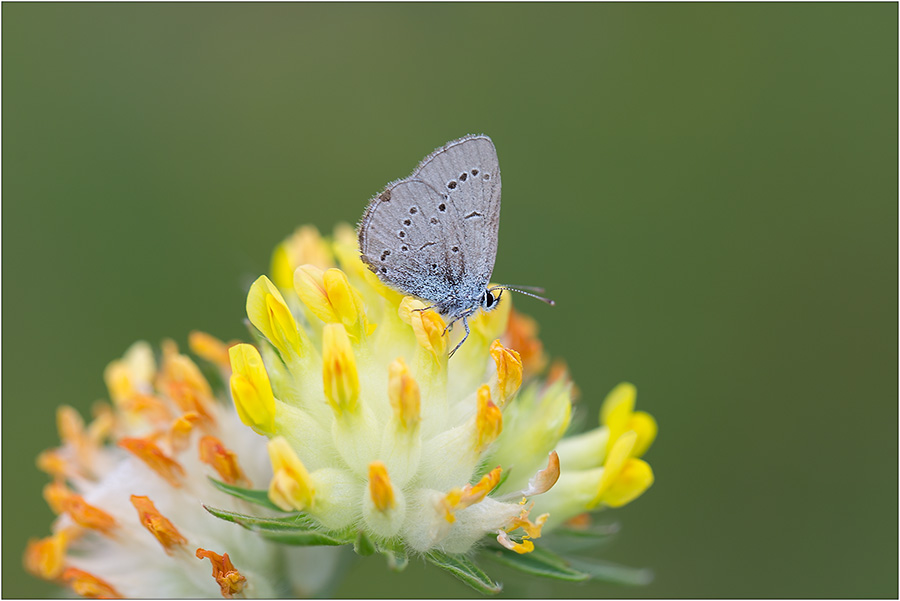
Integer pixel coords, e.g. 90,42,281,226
26,222,660,597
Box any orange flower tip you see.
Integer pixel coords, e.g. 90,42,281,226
158,352,216,421
36,449,68,477
62,494,117,534
198,436,250,487
62,567,123,599
169,412,202,453
189,331,236,370
398,297,447,358
503,308,548,375
24,532,68,580
130,495,188,554
475,385,503,451
496,529,535,554
43,480,74,514
56,405,85,444
522,451,560,497
502,507,547,546
118,437,186,487
87,403,115,443
368,461,396,513
196,548,248,599
122,393,174,424
442,467,503,520
489,340,523,405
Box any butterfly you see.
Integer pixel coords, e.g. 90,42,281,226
358,135,553,357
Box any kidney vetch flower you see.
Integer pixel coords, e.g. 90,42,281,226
25,222,659,597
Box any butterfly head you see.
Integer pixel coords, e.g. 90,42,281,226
479,289,503,312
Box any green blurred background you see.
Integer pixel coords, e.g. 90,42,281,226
3,3,896,598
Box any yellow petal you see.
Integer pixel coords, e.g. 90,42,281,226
475,385,503,452
294,264,338,324
490,340,523,406
600,458,654,508
629,410,658,458
247,276,301,357
368,461,396,513
228,344,276,435
272,225,334,289
388,357,421,430
600,382,637,454
497,529,535,554
441,466,503,521
267,437,315,511
600,382,636,428
266,292,302,356
323,268,360,329
270,242,295,291
398,297,446,359
591,431,637,508
322,324,360,415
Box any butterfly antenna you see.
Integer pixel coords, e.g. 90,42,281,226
488,285,556,306
499,284,546,294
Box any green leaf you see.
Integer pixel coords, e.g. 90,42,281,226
484,546,590,582
207,478,288,513
426,550,503,595
354,531,376,556
204,505,315,530
259,530,353,547
567,558,653,586
203,505,353,547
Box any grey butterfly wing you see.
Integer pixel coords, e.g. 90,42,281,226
412,135,501,292
358,179,468,305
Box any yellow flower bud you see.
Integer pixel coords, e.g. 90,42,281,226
398,297,446,359
589,432,637,508
600,382,657,458
228,344,276,435
490,340,523,406
271,225,333,289
322,324,360,415
388,358,420,430
267,437,315,512
600,458,654,508
475,385,503,452
294,265,373,339
368,461,396,513
246,276,301,358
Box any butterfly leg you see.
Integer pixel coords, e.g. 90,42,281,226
412,304,439,313
448,316,471,359
442,308,474,338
